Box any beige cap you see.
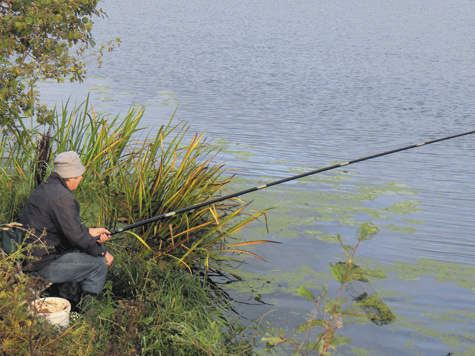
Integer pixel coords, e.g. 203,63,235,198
53,151,85,178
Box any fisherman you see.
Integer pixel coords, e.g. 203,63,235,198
20,151,113,306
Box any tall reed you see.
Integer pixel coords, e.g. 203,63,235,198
1,99,269,272
0,117,43,222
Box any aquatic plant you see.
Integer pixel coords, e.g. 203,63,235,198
262,222,394,355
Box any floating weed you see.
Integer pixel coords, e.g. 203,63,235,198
381,199,422,214
302,229,324,237
95,96,117,103
355,293,396,325
89,84,112,94
322,174,353,183
355,257,475,292
209,138,257,162
234,150,255,161
155,89,179,106
339,218,360,226
347,345,372,356
267,159,288,165
208,136,231,152
403,218,426,225
228,167,425,242
423,309,475,325
263,223,394,355
397,311,475,356
309,233,340,243
380,224,417,234
358,183,419,196
351,191,379,201
348,257,475,354
385,259,475,291
221,264,331,297
358,208,391,219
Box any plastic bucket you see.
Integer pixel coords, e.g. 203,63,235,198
30,297,71,327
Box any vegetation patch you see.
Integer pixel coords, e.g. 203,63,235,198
1,102,271,355
227,171,423,243
386,258,475,292
0,248,259,355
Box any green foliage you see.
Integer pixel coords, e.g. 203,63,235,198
0,0,120,124
263,222,393,356
83,256,258,355
331,262,369,284
0,241,259,355
0,244,97,356
1,100,269,271
0,101,269,354
355,293,395,326
297,285,316,301
0,117,42,222
336,222,379,265
103,259,258,356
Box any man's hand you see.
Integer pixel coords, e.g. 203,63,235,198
89,227,111,243
105,251,114,266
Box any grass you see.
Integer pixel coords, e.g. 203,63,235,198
0,244,261,355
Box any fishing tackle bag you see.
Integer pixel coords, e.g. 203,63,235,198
1,225,23,255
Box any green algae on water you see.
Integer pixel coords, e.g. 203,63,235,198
234,150,255,161
381,199,421,214
229,165,424,241
403,219,426,225
358,183,419,196
387,258,475,292
397,311,475,356
380,224,417,234
220,264,331,297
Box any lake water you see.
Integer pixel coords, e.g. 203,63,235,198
39,0,475,355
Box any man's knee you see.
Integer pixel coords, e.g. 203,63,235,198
92,255,107,275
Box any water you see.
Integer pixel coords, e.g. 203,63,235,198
39,0,475,354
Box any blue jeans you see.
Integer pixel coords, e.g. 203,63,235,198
35,251,107,296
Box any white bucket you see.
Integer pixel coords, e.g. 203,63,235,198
30,297,71,327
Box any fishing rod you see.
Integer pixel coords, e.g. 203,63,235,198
110,129,475,235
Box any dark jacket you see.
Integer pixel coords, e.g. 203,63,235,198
20,172,107,271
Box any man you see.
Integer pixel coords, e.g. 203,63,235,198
20,151,113,304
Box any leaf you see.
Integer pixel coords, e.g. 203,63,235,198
226,239,280,247
261,336,285,345
319,284,328,298
331,263,346,283
214,248,268,261
295,318,325,333
1,1,115,125
124,230,152,252
297,286,315,301
356,222,379,241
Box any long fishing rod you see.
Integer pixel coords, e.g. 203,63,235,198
110,129,475,235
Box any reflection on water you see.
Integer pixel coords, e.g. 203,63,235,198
38,0,475,354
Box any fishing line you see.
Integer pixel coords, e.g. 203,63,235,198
110,129,475,235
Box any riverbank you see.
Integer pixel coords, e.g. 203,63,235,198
0,103,266,355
